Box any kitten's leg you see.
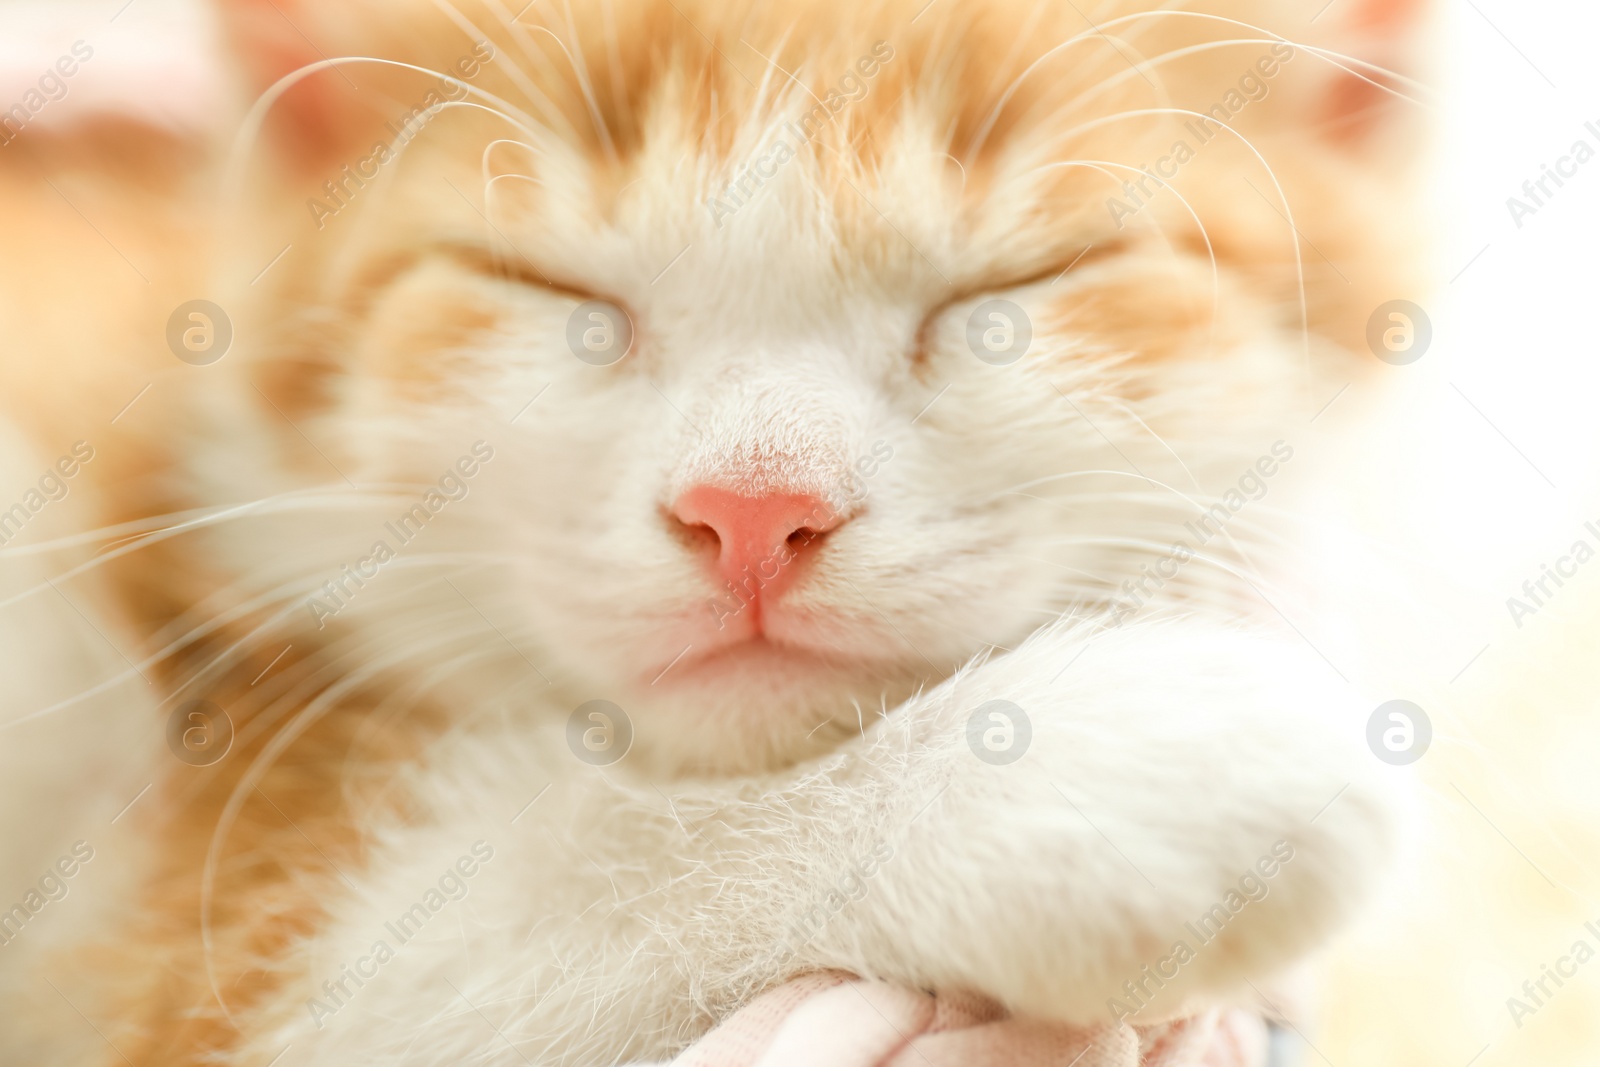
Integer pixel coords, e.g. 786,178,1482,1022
680,617,1399,1029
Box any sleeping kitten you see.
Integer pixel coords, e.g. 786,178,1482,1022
0,0,1429,1062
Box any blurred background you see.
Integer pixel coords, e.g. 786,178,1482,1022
0,0,1596,1064
1318,6,1600,1067
1319,2,1600,1065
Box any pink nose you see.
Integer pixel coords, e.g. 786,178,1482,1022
671,486,841,608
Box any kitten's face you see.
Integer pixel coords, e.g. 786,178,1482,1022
216,0,1411,772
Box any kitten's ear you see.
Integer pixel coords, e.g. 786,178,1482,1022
215,0,434,168
1344,0,1429,30
1309,0,1433,146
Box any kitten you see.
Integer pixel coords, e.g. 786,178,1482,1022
0,0,1429,1062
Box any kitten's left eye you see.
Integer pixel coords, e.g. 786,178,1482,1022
911,287,1039,373
565,299,635,367
910,243,1120,370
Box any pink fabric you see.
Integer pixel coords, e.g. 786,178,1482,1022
670,974,1268,1067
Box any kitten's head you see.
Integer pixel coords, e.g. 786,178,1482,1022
195,0,1428,773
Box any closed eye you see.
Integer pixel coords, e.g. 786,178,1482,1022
910,241,1122,369
434,240,639,367
433,240,600,305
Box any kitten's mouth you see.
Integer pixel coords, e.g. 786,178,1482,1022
651,632,840,687
669,634,794,671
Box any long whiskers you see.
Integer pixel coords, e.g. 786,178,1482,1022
973,9,1433,164
517,14,619,165
433,0,573,139
0,484,462,613
196,612,493,1027
1065,36,1436,118
1027,158,1220,347
224,55,549,224
1048,106,1309,370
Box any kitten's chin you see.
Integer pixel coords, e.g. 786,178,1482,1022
617,637,925,777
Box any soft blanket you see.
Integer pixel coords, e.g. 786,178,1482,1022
666,974,1269,1067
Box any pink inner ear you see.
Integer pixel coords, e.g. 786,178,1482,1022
219,0,414,167
224,0,365,158
1314,0,1428,142
1346,0,1428,32
0,0,223,139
